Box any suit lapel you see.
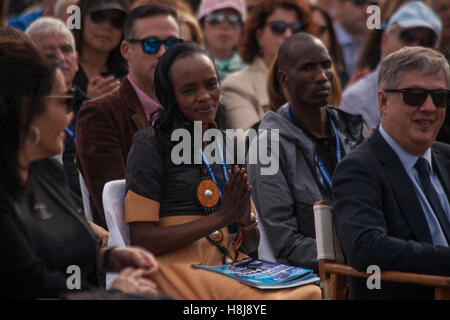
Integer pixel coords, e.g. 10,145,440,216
121,79,149,131
432,145,450,197
369,129,433,243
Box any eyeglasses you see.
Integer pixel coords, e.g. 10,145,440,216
399,30,437,48
87,10,125,29
46,91,75,112
384,88,449,108
345,0,378,7
127,37,183,54
205,12,242,28
266,21,304,35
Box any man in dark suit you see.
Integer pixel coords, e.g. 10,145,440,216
76,4,182,228
332,46,450,299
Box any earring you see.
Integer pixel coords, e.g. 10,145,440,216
31,126,41,145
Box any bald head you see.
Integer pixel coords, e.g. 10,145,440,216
277,32,333,109
278,32,327,72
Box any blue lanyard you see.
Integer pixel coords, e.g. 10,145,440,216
200,139,237,234
286,106,341,192
65,127,76,142
200,139,228,198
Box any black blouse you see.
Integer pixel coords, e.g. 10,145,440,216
0,159,99,299
126,127,239,219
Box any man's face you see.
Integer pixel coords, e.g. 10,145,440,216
336,0,374,36
280,38,334,109
379,70,447,156
432,0,450,47
121,15,180,92
30,32,79,88
382,26,438,57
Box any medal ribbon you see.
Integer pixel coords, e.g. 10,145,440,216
200,139,228,199
200,138,238,246
286,106,342,192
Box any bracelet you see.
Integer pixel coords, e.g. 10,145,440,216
238,213,258,232
102,246,117,271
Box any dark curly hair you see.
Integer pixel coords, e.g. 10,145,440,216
238,0,315,64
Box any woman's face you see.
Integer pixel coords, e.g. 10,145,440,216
202,8,243,59
256,7,300,66
83,9,124,53
169,53,220,127
312,10,331,50
29,70,73,158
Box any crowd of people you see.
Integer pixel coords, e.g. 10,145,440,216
0,0,449,300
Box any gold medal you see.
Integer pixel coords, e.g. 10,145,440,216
196,179,220,208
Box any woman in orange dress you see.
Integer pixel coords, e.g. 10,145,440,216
124,41,321,300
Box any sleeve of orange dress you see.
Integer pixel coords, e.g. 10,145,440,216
124,129,163,223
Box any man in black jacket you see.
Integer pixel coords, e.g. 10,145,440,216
332,46,450,299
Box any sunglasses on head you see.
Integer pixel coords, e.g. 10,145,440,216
88,10,125,29
385,88,449,108
266,21,304,35
206,12,242,28
127,37,183,54
399,30,437,48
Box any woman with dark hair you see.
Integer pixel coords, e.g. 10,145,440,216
310,6,347,92
124,41,321,300
0,36,159,299
221,0,316,131
72,0,128,99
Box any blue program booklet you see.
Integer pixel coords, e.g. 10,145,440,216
192,258,320,289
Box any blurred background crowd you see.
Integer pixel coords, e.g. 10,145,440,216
0,0,450,300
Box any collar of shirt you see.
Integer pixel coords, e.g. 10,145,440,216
127,75,162,124
379,124,433,173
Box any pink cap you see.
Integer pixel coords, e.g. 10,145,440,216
197,0,247,21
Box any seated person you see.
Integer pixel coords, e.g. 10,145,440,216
247,33,367,272
0,36,158,299
332,46,450,299
197,0,247,82
124,41,321,300
221,0,314,131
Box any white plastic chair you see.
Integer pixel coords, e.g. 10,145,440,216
254,199,276,262
102,179,130,289
79,174,93,222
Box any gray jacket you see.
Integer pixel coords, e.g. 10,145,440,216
247,105,368,272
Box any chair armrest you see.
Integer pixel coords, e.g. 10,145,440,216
322,261,450,288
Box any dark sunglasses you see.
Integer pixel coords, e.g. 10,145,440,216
399,30,437,48
347,0,378,7
266,21,303,35
127,37,183,54
206,12,242,28
385,88,449,108
88,10,125,29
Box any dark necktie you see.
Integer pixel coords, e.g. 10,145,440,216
415,157,450,244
